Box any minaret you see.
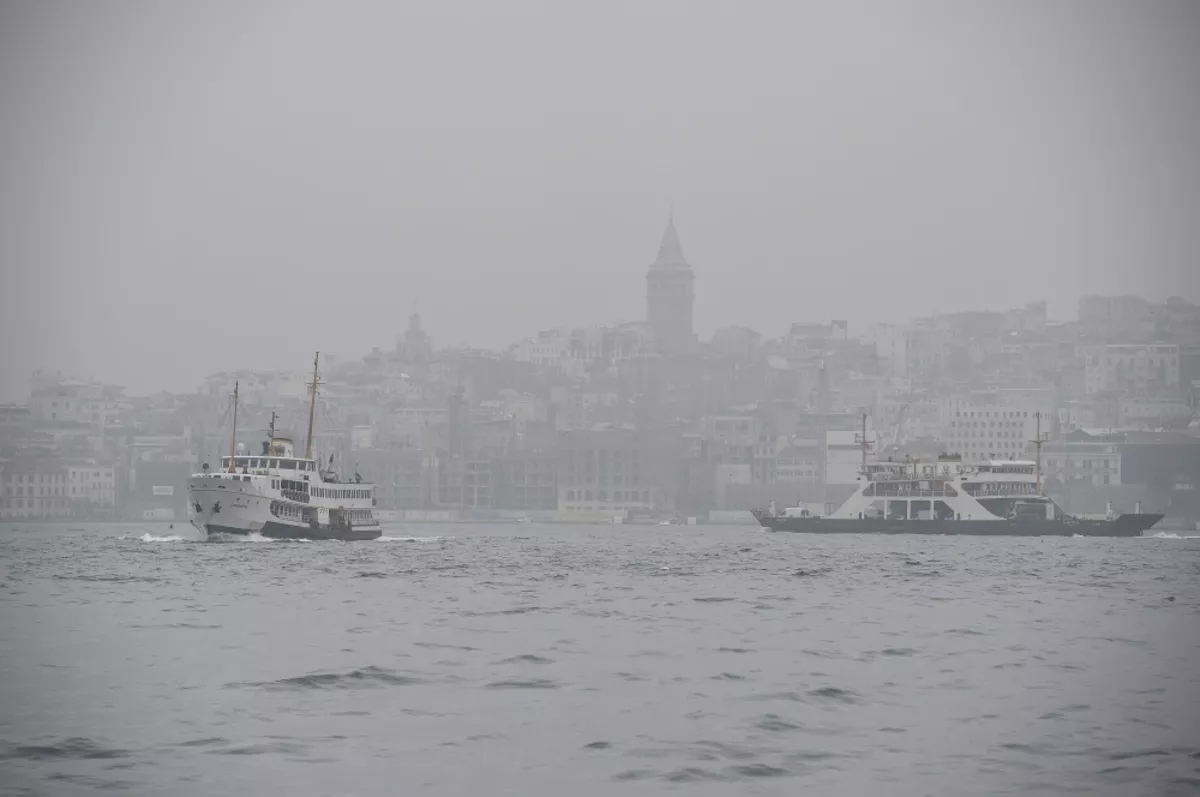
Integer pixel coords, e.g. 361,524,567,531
645,211,695,353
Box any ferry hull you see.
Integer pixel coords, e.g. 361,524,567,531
205,521,381,541
751,510,1163,537
189,481,381,541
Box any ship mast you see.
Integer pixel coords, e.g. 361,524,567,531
266,410,278,453
1030,410,1048,497
854,412,874,471
228,381,239,473
304,352,321,460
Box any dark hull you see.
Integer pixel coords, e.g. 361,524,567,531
750,511,1163,537
205,521,381,541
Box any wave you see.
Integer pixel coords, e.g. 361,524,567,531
807,686,859,703
129,533,186,543
377,535,450,543
1145,532,1200,540
53,573,162,583
235,665,425,691
486,678,559,689
0,737,129,761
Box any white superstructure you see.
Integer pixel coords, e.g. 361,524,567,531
188,436,379,538
778,457,1061,522
187,353,381,540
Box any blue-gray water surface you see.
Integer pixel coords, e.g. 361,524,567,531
1,523,1198,796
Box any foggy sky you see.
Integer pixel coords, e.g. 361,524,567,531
1,1,1198,400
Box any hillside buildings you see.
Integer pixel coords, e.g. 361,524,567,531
2,216,1198,526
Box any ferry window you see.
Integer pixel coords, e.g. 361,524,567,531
269,459,279,469
282,460,295,470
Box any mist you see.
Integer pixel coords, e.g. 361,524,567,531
1,0,1198,399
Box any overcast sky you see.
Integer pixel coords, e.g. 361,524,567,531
1,1,1197,399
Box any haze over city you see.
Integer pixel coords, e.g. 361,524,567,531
5,6,1200,796
2,1,1199,400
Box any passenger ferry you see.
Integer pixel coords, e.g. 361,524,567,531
753,456,1162,537
187,354,381,541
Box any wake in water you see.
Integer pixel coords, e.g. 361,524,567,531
128,533,187,543
1145,531,1200,540
123,532,315,543
377,535,451,543
206,532,312,543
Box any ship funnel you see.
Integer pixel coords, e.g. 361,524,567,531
1135,501,1141,515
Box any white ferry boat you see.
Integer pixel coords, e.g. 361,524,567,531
188,354,381,541
754,456,1161,537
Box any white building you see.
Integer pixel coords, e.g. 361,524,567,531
67,462,116,508
774,444,819,484
513,330,570,369
1083,343,1180,397
939,390,1055,462
1119,396,1192,428
825,427,879,485
1042,440,1122,487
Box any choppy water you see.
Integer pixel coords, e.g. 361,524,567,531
1,523,1199,796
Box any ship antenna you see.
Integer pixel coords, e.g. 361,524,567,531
304,352,321,460
228,381,239,473
266,410,278,447
1030,410,1048,497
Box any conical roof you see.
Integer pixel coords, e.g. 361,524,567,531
652,212,689,268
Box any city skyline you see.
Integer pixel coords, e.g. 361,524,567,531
4,2,1199,400
8,263,1197,400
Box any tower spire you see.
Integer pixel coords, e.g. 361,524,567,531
645,209,695,354
653,210,687,267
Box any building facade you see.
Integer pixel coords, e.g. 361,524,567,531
939,390,1056,462
1083,343,1180,397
